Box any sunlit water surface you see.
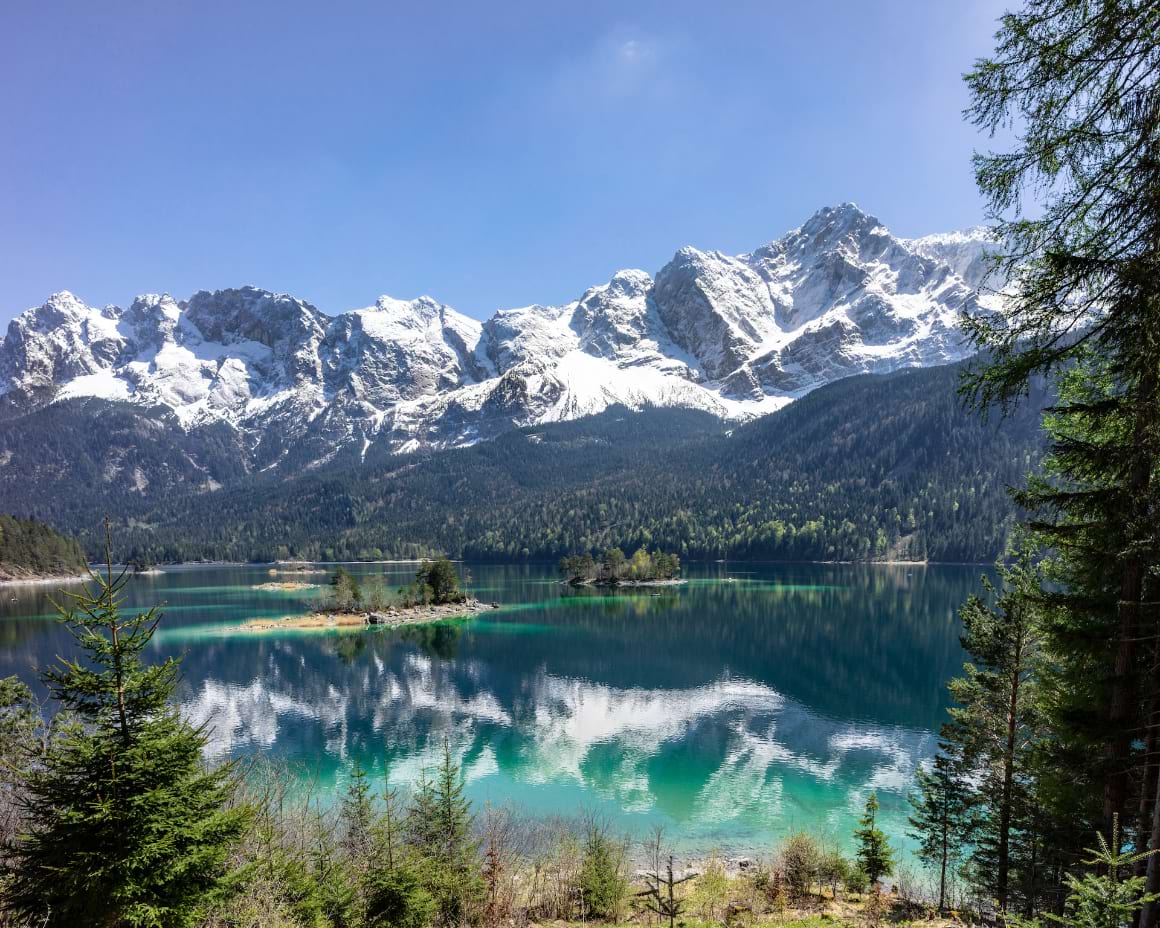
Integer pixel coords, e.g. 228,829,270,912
0,562,980,855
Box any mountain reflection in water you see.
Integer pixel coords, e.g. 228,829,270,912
0,561,978,852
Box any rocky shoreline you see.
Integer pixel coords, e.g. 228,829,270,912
0,570,92,586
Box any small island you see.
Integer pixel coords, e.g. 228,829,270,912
559,546,684,587
228,557,498,633
251,580,321,591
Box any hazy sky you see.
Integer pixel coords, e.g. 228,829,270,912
0,1,1009,324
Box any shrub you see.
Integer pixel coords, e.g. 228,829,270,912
780,831,822,899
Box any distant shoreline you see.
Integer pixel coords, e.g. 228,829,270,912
128,556,992,568
564,577,687,588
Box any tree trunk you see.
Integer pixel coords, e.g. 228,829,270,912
1106,369,1156,836
998,648,1022,911
1138,689,1159,874
1106,556,1143,833
939,820,948,912
1140,766,1160,928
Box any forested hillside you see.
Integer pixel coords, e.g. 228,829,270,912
0,515,88,580
82,361,1044,564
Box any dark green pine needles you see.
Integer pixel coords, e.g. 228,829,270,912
4,537,248,928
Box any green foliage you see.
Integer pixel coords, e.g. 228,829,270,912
414,558,463,605
908,750,970,911
578,825,627,919
406,743,482,927
3,543,249,927
943,546,1050,912
559,553,597,582
854,792,895,887
331,567,362,611
0,514,87,580
0,675,38,766
1006,822,1160,928
844,865,869,895
365,862,435,928
363,574,389,611
816,847,853,898
27,366,1042,566
690,854,729,922
560,548,680,583
780,831,821,898
959,0,1160,919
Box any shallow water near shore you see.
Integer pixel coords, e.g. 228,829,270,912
0,561,981,855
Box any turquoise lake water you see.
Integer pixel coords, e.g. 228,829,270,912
0,561,980,855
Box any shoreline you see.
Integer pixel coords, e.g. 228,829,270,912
565,577,688,588
0,572,92,587
223,598,499,634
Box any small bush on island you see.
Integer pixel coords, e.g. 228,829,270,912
330,565,363,611
401,557,467,607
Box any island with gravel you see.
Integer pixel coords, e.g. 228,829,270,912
231,556,498,633
228,597,499,633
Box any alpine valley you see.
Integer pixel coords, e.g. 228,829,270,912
0,203,1032,562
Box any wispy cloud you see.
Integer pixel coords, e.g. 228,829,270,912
546,29,684,104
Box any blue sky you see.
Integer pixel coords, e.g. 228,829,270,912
0,1,1008,324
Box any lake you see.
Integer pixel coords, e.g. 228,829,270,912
0,561,980,856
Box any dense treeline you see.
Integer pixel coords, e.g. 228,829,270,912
906,2,1160,925
0,515,87,580
68,361,1042,566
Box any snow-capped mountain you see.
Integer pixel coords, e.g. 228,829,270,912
0,204,999,470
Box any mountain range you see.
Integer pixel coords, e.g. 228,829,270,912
0,202,1030,564
0,203,999,472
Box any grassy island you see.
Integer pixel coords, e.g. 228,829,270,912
559,547,684,587
229,598,497,633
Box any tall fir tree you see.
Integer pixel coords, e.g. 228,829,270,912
961,0,1160,902
2,527,249,927
951,551,1047,912
406,742,482,928
909,748,971,912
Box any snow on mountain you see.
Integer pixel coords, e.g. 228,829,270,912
905,226,1004,293
0,205,997,469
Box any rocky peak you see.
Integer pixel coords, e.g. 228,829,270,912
571,269,654,358
1,204,994,460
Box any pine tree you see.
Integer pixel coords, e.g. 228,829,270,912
946,549,1045,913
341,761,378,924
1007,820,1159,928
342,761,377,863
854,792,895,888
366,786,434,928
415,559,462,605
578,823,627,919
3,528,249,927
960,0,1160,898
406,742,482,928
309,798,356,928
909,749,970,912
